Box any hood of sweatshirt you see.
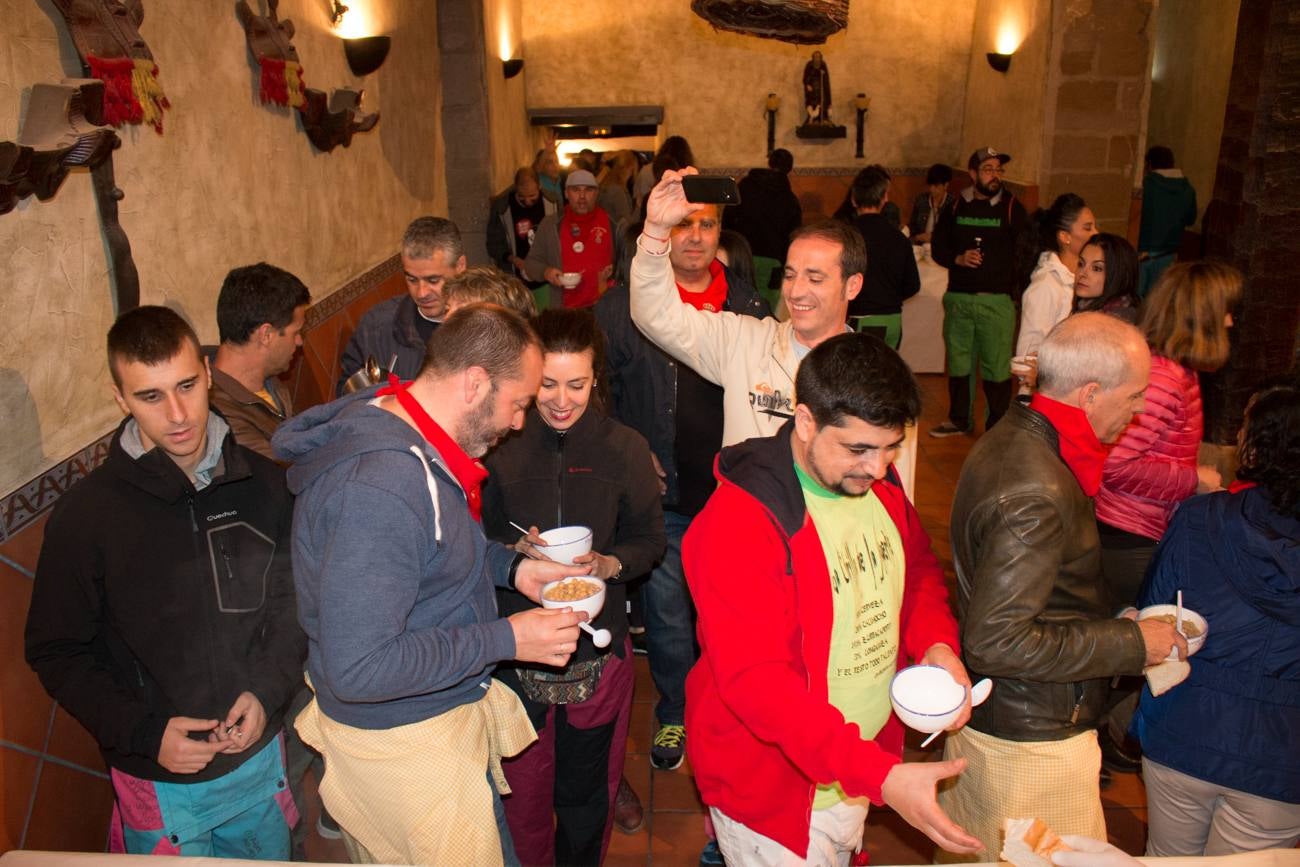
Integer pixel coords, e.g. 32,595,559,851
1209,488,1300,626
1145,171,1193,195
273,386,435,495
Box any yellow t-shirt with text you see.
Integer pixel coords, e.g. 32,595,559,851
795,462,905,809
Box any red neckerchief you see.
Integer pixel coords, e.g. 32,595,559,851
1029,393,1108,496
677,259,728,312
1228,479,1256,494
376,376,488,521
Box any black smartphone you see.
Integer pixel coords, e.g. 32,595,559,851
682,175,741,205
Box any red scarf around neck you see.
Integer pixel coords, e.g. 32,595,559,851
376,377,489,521
1029,393,1108,496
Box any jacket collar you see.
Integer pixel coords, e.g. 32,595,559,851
107,413,253,503
715,420,806,537
209,363,286,418
392,294,428,351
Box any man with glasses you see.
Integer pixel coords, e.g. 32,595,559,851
930,148,1028,438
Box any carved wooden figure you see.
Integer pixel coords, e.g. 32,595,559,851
49,0,170,133
0,79,140,310
235,0,379,152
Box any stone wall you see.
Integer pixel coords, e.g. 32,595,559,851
520,0,977,169
1147,0,1241,225
0,0,447,498
1039,0,1156,234
484,0,532,194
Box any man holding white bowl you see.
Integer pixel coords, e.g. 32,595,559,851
684,332,984,865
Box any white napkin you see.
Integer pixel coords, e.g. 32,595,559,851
1145,659,1191,696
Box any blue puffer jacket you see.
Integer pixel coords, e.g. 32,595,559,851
1132,486,1300,803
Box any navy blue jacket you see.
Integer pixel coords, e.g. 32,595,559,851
1133,486,1300,803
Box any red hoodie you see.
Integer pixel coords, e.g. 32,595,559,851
683,424,960,856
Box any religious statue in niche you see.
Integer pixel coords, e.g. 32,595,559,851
795,50,845,140
49,0,170,134
236,0,379,152
0,80,141,311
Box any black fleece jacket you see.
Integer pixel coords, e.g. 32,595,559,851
25,418,305,783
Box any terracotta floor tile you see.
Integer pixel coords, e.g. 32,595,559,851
44,704,107,774
650,761,704,813
624,751,652,802
626,698,654,756
607,817,651,858
865,806,937,864
605,851,651,867
0,512,48,574
647,810,710,866
633,653,656,701
23,760,113,852
0,745,39,851
1102,767,1147,810
0,562,56,750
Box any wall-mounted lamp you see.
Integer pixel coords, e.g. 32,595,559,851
331,0,349,27
986,52,1013,73
853,92,871,159
764,92,779,154
345,35,391,76
503,58,524,79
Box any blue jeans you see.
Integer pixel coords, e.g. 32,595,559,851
641,510,698,725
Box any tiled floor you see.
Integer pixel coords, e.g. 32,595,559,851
298,373,1152,865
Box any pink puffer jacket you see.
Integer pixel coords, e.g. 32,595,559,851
1095,354,1202,540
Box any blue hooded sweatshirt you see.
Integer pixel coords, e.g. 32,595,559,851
1133,486,1300,803
272,388,517,730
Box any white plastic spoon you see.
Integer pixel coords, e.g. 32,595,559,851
579,621,612,648
919,678,993,748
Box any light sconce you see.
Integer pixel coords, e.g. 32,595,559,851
986,52,1012,73
345,35,391,76
331,0,349,27
503,58,524,79
853,92,871,159
764,92,779,154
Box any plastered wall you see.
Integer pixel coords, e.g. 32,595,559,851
1147,0,1240,225
520,0,977,169
0,0,446,497
483,0,532,193
960,0,1052,186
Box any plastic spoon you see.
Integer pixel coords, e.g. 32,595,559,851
1175,590,1185,637
919,678,993,748
579,621,612,648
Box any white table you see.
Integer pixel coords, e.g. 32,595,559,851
900,246,948,374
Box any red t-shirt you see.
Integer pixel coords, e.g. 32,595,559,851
677,259,728,311
558,207,613,308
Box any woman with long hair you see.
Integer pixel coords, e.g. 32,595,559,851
1093,261,1240,769
1132,382,1300,856
484,309,665,866
1016,193,1095,359
598,150,638,229
1073,232,1141,323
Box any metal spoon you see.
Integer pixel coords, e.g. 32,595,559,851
919,678,993,748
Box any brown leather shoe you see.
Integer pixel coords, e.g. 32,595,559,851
614,775,644,834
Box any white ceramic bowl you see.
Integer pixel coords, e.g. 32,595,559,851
1138,604,1208,660
560,271,582,289
538,525,593,565
890,665,967,734
539,576,606,620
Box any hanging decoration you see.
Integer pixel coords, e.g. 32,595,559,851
257,57,307,109
50,0,170,134
691,0,849,45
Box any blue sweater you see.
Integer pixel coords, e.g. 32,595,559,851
273,388,517,730
1132,487,1300,803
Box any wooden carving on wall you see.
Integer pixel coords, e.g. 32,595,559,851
50,0,170,133
236,0,379,152
691,0,848,45
0,79,141,310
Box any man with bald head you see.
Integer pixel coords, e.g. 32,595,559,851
939,313,1188,859
488,166,556,284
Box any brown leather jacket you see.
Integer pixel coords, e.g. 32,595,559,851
208,363,292,463
950,401,1146,741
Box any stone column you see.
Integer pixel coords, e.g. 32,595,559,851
1199,0,1300,443
438,0,492,265
1039,0,1156,234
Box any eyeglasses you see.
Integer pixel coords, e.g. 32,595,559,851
978,166,1006,177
